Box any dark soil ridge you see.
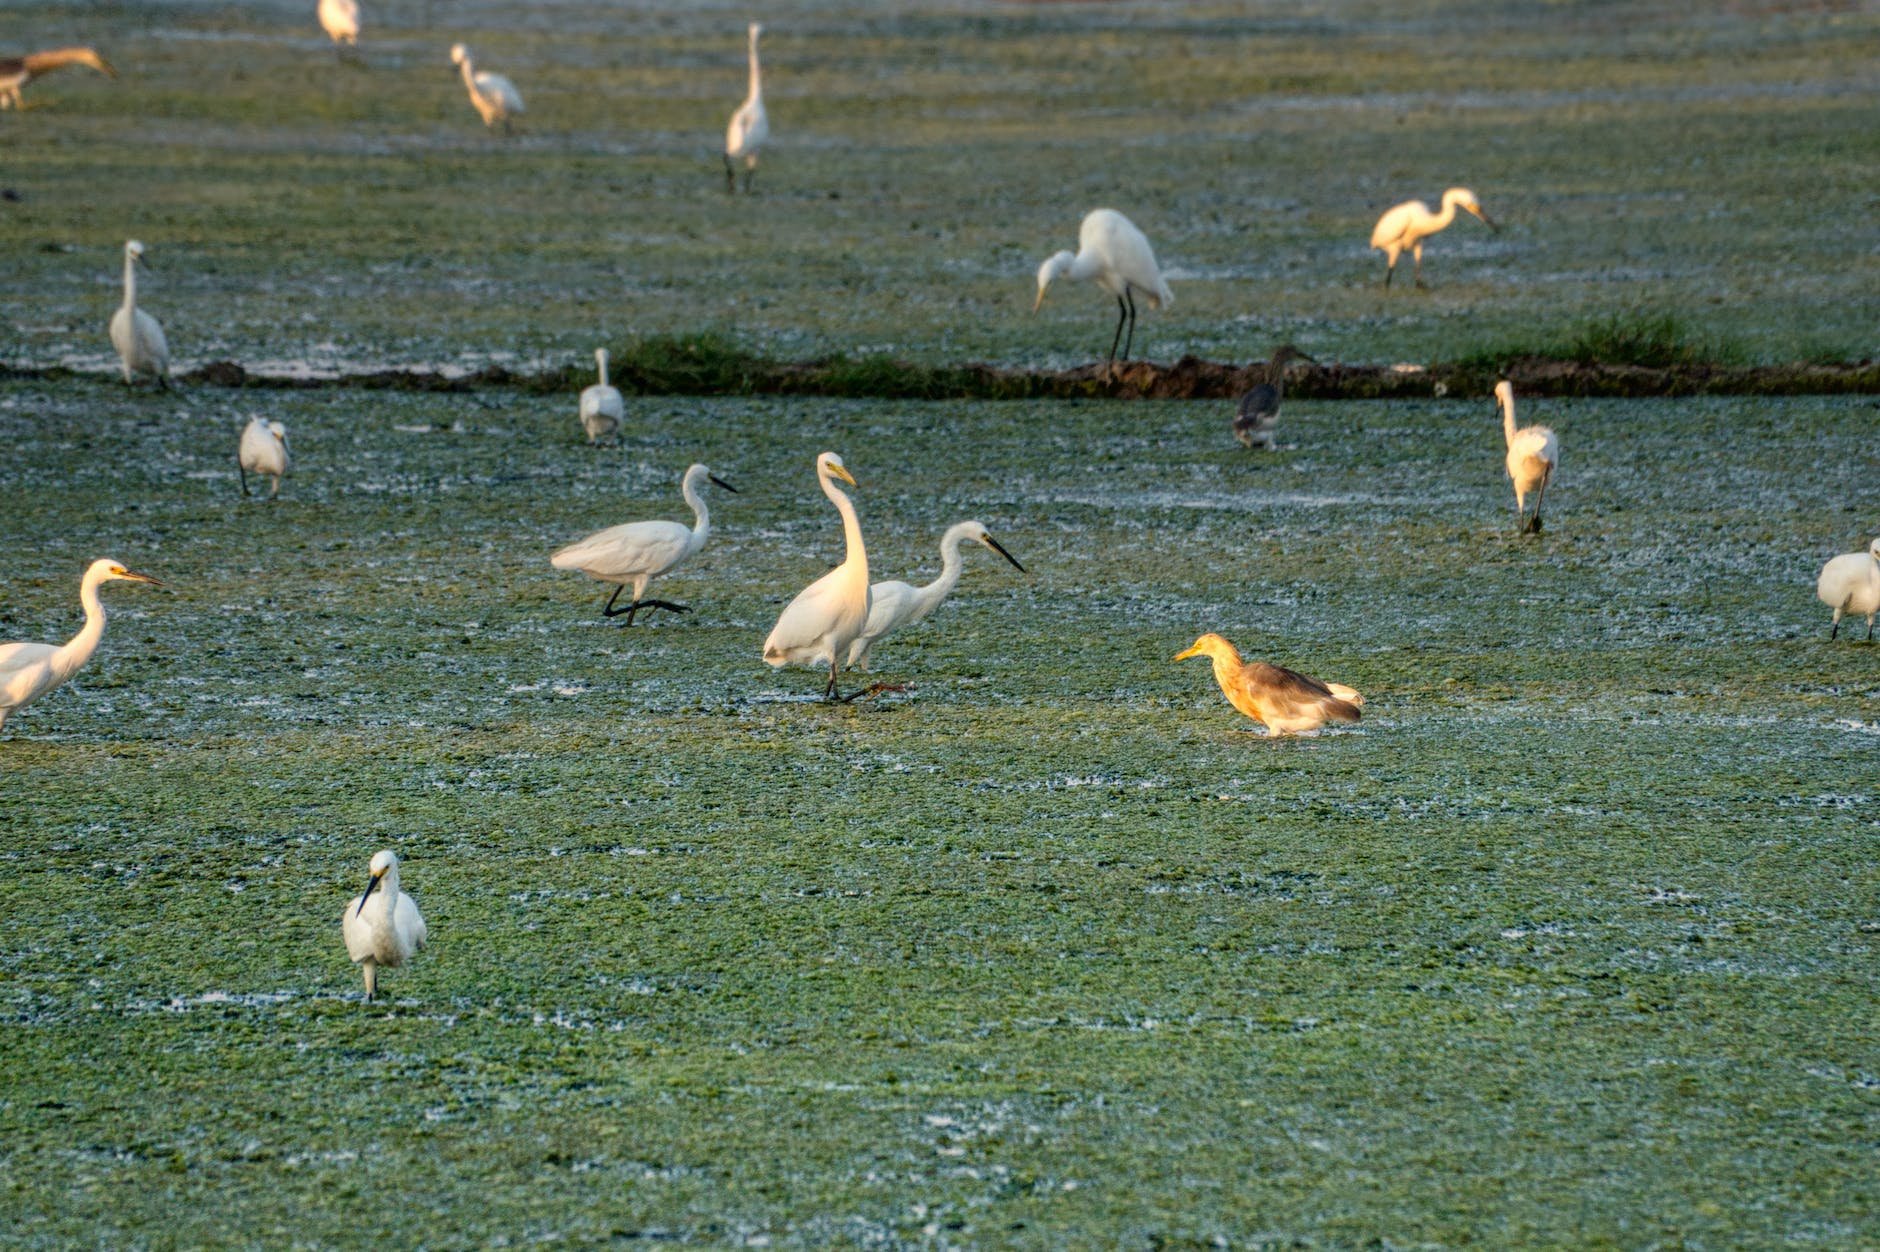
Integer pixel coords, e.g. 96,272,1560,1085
6,354,1877,400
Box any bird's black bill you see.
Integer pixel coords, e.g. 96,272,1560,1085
354,873,381,917
985,536,1025,573
709,474,739,493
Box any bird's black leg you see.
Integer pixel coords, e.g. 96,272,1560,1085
1121,289,1138,361
1868,618,1875,642
743,166,755,194
1107,296,1127,366
238,458,250,497
634,599,692,617
1530,484,1546,534
1830,619,1840,640
601,585,632,618
824,660,840,701
1384,261,1395,290
725,156,736,194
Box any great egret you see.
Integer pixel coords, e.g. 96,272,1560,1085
1233,344,1318,450
450,43,523,133
763,452,874,700
1174,633,1362,737
0,558,166,734
109,240,172,389
1370,187,1497,288
342,849,427,1002
0,46,115,109
724,23,768,194
550,463,736,625
1034,208,1174,366
846,521,1024,671
1816,538,1880,641
318,0,360,50
1495,380,1557,534
238,416,290,498
579,348,624,445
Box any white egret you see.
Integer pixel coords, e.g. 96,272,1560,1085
1034,208,1174,366
342,849,427,1002
550,463,737,625
238,416,290,498
724,23,769,194
0,46,115,110
846,521,1024,671
109,240,172,389
1174,633,1362,737
450,43,523,133
579,348,624,446
1370,187,1497,289
763,452,875,700
0,558,166,734
1495,380,1557,534
318,0,360,51
1233,344,1318,451
1816,538,1880,641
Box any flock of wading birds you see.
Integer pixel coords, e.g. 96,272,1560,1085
8,16,1880,1002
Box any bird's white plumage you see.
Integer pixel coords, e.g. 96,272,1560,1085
0,558,164,734
1370,187,1495,287
451,43,523,131
579,348,624,445
1495,381,1557,533
342,849,427,1001
318,0,359,46
1817,538,1880,640
1034,209,1172,362
551,463,727,613
846,520,1023,670
724,23,768,192
763,452,870,695
239,416,290,497
108,240,171,388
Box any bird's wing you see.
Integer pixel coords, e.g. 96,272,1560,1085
859,580,916,639
0,642,57,705
478,73,523,110
1370,200,1423,248
135,310,169,365
764,566,866,666
726,102,762,152
397,894,428,952
1234,384,1279,424
1240,661,1362,724
551,520,689,576
341,899,375,961
0,57,24,79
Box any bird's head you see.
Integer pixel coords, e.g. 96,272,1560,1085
90,558,167,589
356,849,398,915
79,49,117,78
817,451,856,488
687,463,739,494
749,23,763,40
1449,188,1497,231
450,43,469,65
267,421,288,444
125,239,150,269
1033,251,1075,313
1273,343,1318,368
957,521,1026,573
1869,538,1880,560
1493,379,1515,414
1174,633,1236,664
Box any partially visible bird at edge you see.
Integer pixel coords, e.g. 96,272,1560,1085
0,558,167,735
0,46,115,109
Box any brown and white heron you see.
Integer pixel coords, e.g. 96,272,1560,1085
0,46,115,110
1233,344,1318,450
1174,633,1362,737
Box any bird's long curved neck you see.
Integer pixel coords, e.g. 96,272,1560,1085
459,58,480,95
681,475,712,545
1433,196,1462,232
120,251,137,311
1207,650,1245,692
596,351,610,388
1500,395,1518,447
746,33,762,102
823,474,867,579
25,48,95,76
55,569,111,681
912,531,969,615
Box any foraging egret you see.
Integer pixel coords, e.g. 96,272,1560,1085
1370,187,1497,289
1174,632,1362,737
341,849,427,1002
1495,380,1557,534
845,521,1025,671
763,452,874,699
1816,538,1880,641
109,240,172,389
1233,344,1318,450
1034,208,1174,366
0,558,166,734
0,46,115,110
450,43,522,132
724,23,769,194
318,0,360,50
238,416,290,498
579,348,624,445
551,463,737,625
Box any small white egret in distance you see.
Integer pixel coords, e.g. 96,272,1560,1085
1495,380,1558,534
551,463,737,625
1175,633,1362,737
763,452,882,701
846,521,1024,672
1034,208,1174,367
238,416,290,498
1370,187,1497,289
450,43,523,133
342,849,427,1002
0,558,166,735
1233,344,1318,451
1817,538,1880,641
109,240,172,389
0,46,116,110
724,23,769,194
579,348,624,446
318,0,360,51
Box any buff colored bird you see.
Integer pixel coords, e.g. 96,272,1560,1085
342,849,427,1002
1370,187,1497,288
0,46,115,109
1,559,166,735
450,43,522,132
1495,380,1557,534
724,23,768,193
318,0,360,51
1174,632,1362,737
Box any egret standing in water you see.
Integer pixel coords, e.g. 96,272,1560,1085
763,452,875,699
109,240,172,389
1495,380,1557,534
551,463,737,625
724,23,768,194
1233,344,1318,450
238,416,290,498
342,849,427,1003
846,521,1024,671
579,348,624,445
0,46,115,109
1174,633,1362,737
0,558,166,734
1370,188,1497,289
450,43,523,132
318,0,360,52
1034,208,1174,367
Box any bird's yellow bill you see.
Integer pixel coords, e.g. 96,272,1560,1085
1173,642,1204,662
117,568,168,587
1032,288,1047,314
829,463,858,488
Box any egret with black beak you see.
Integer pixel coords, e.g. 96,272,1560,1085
342,849,427,1002
847,521,1024,671
551,463,737,625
